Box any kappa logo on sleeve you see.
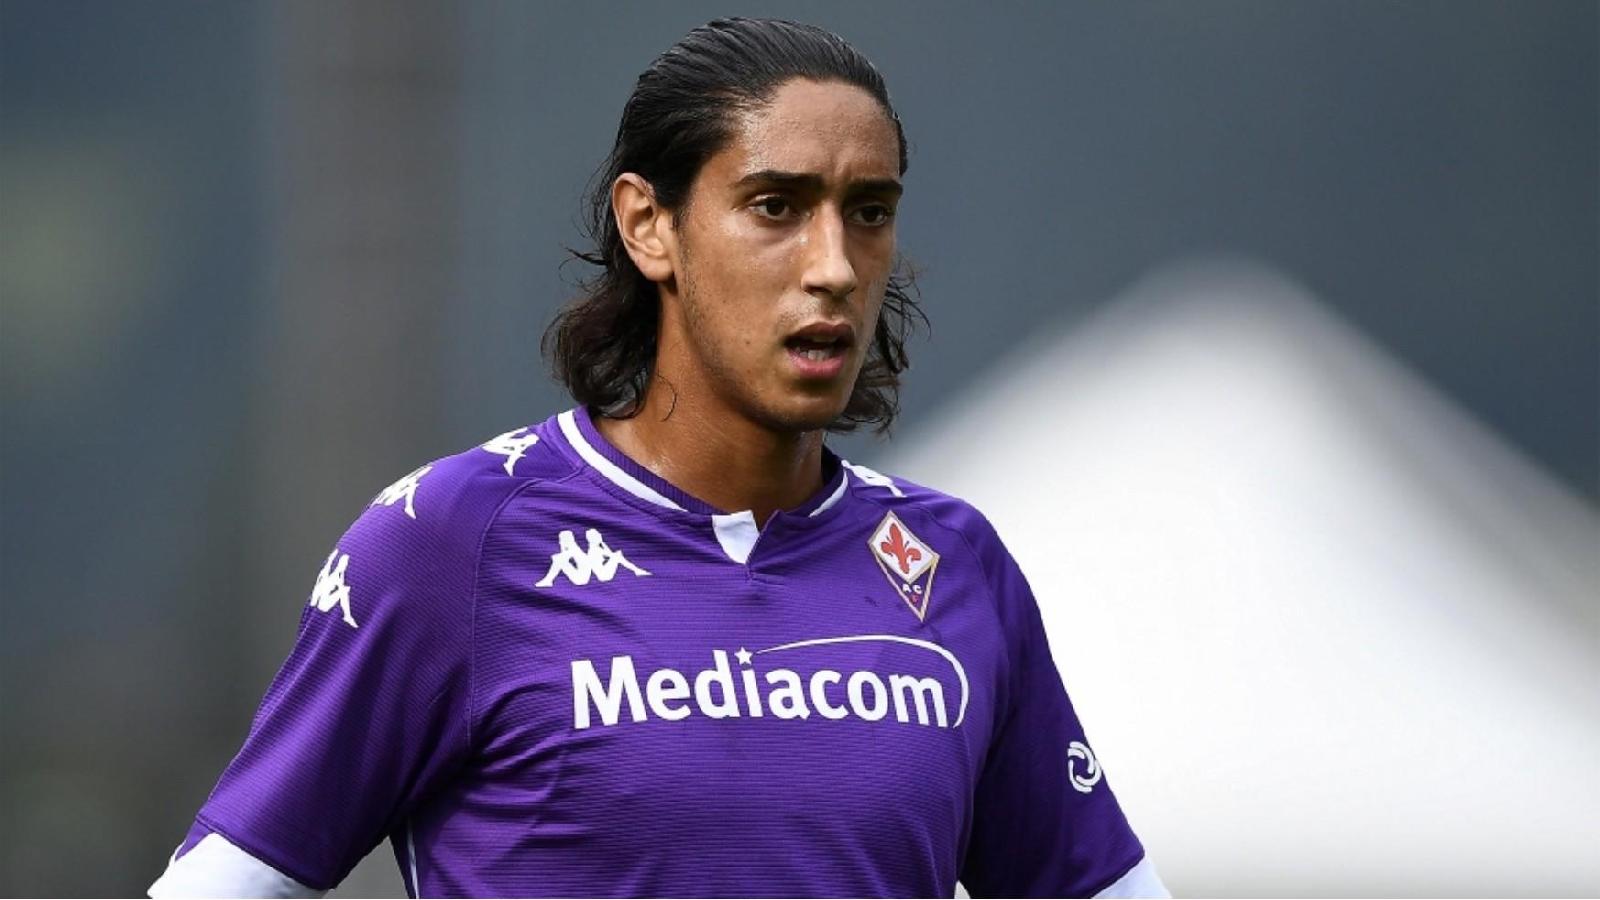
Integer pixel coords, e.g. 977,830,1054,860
481,427,540,476
309,550,358,628
869,512,940,621
370,464,431,519
1068,740,1103,793
842,461,904,498
536,528,650,587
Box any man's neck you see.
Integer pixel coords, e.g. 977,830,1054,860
592,384,826,529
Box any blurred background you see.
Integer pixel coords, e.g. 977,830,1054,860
1,1,1595,896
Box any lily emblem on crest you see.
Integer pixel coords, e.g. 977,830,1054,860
869,512,940,621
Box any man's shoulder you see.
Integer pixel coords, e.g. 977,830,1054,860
311,415,580,623
840,459,1006,559
434,417,575,487
354,414,580,544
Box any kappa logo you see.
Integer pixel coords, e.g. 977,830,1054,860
481,427,540,476
309,550,358,628
843,461,904,498
1068,740,1103,793
370,464,431,519
870,512,940,621
537,528,650,587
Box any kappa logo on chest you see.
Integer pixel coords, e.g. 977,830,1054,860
869,512,940,621
537,528,651,587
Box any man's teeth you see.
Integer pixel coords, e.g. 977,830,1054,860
790,337,839,361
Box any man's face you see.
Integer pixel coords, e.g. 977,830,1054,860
664,78,902,434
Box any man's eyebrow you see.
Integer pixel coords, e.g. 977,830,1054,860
733,169,903,199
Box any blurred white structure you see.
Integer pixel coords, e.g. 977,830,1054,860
889,260,1600,898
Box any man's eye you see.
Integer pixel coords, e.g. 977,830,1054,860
851,204,895,226
752,197,793,219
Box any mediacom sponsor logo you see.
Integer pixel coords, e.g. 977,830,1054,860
571,634,969,730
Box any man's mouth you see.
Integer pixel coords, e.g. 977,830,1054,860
782,321,855,378
784,335,848,361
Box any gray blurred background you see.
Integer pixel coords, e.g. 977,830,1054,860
1,1,1595,897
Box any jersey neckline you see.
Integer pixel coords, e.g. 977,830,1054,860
553,406,852,528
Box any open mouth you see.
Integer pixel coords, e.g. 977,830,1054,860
782,323,855,378
784,335,848,361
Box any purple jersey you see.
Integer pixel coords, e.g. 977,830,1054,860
155,407,1158,897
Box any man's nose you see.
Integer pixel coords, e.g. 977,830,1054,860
801,209,858,301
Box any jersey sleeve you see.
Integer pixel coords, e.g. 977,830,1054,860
960,518,1166,898
154,468,490,892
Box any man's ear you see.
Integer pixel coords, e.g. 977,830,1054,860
612,173,677,284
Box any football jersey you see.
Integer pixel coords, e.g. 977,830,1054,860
150,406,1163,898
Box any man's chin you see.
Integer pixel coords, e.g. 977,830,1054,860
749,393,851,435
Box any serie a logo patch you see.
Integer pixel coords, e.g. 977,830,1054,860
869,512,940,621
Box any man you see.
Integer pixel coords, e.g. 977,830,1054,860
151,17,1167,898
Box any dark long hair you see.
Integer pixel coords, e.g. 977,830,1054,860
542,17,925,434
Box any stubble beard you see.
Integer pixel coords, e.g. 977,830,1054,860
677,255,850,437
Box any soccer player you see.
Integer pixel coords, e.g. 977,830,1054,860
150,17,1167,899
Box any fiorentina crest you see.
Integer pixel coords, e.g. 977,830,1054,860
869,512,940,621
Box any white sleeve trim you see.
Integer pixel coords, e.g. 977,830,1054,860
1093,855,1171,898
148,832,324,899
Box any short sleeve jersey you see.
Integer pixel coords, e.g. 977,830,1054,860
166,407,1153,897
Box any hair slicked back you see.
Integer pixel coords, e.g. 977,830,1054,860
542,17,924,434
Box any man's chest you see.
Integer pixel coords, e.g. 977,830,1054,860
458,518,1006,853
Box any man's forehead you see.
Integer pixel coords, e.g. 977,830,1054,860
714,80,900,188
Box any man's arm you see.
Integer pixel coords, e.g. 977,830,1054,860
959,516,1168,898
149,457,493,895
150,830,320,898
